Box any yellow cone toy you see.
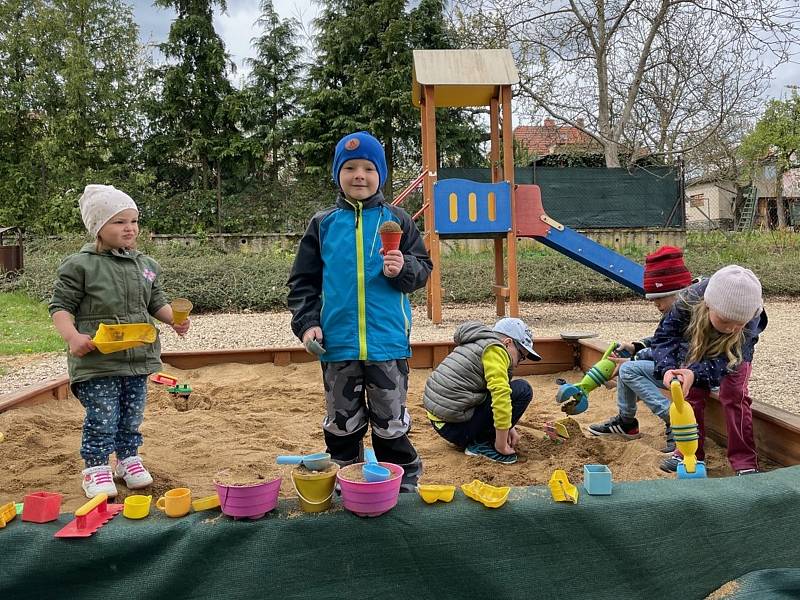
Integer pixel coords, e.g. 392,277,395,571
669,378,707,479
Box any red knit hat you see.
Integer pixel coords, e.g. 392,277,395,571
643,246,693,299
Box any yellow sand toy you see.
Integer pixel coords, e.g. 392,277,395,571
549,469,579,504
461,480,510,509
669,378,707,479
543,418,572,442
0,502,17,528
92,323,157,354
191,495,221,512
418,484,456,504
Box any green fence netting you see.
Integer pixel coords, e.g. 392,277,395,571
440,166,683,229
2,466,800,599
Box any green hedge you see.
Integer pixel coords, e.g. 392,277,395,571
5,231,800,311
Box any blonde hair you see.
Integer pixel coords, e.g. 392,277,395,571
685,300,743,369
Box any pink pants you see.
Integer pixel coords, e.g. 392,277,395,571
685,362,758,471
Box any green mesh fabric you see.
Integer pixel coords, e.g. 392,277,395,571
3,466,800,599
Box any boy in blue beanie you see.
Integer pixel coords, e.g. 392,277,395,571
287,131,432,492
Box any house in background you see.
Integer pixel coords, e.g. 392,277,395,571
685,166,800,231
751,162,800,229
514,119,600,162
685,177,736,230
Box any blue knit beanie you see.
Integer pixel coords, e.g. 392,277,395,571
332,131,388,190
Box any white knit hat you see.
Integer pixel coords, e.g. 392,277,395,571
79,184,138,237
703,265,762,323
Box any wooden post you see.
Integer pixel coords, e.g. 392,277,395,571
489,98,506,317
501,84,519,317
490,96,506,316
422,85,442,323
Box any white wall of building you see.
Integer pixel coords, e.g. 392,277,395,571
685,181,735,227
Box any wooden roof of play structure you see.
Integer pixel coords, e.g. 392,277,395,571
412,49,519,107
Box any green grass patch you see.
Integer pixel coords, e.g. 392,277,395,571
0,291,64,355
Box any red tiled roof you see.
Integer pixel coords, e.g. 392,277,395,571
514,121,596,156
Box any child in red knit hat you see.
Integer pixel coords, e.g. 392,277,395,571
589,246,693,453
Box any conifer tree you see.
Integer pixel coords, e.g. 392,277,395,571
242,0,304,184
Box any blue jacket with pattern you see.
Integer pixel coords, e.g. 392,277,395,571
650,279,768,388
287,191,432,362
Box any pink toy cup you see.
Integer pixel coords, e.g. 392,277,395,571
380,231,402,253
22,491,63,523
214,476,281,520
337,462,404,517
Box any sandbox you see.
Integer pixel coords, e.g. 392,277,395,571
0,338,775,511
3,339,800,600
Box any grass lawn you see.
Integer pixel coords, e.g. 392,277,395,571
0,291,64,355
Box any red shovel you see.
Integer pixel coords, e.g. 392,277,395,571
55,493,123,538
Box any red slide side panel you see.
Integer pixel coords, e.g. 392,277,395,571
515,184,550,238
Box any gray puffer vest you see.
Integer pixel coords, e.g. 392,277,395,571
423,321,511,423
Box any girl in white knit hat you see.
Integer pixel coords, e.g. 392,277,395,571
590,264,767,476
49,184,191,498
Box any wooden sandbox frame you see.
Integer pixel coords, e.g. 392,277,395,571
2,338,799,467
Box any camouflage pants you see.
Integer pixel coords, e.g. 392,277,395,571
321,359,422,490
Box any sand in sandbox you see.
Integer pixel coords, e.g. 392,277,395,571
0,361,738,511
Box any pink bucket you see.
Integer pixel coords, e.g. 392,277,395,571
337,462,404,517
214,477,282,520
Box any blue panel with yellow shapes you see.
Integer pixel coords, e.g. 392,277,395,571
433,179,512,237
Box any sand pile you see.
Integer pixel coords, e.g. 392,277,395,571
0,361,733,511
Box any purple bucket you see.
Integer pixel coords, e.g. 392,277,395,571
337,462,404,517
213,476,282,520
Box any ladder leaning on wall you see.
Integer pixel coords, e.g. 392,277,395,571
735,187,758,232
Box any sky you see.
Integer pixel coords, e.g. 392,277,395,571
132,0,799,103
133,0,317,87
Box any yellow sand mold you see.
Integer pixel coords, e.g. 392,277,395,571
418,484,456,504
93,323,157,354
460,480,510,509
549,469,579,504
0,502,17,528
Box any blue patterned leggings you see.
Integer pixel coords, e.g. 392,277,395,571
73,375,148,467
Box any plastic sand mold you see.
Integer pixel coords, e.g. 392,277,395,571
418,485,456,504
461,480,510,509
0,502,16,528
549,469,579,504
93,323,157,354
191,495,221,512
150,372,178,386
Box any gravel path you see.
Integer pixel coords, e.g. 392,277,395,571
2,300,798,414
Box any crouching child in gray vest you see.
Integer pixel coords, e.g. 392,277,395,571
423,318,540,465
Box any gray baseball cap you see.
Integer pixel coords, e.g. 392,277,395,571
493,318,542,361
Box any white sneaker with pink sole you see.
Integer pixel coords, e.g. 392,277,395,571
114,456,154,489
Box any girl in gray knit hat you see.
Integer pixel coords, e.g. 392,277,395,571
49,184,192,499
590,265,767,476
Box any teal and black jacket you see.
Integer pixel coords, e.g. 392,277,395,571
287,191,432,362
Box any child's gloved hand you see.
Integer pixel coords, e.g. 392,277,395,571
382,250,404,278
68,333,96,357
172,318,190,337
